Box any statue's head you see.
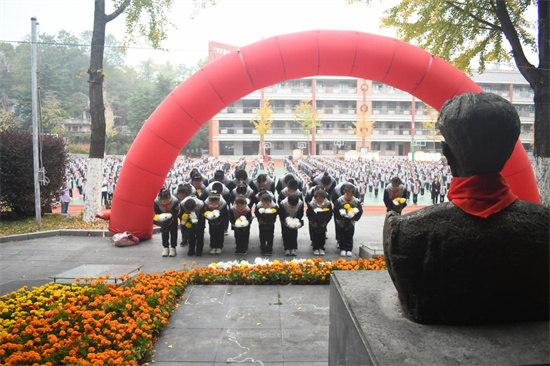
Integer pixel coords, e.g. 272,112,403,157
437,93,520,177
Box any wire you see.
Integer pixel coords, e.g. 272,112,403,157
0,39,204,53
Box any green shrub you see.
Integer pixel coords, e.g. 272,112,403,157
0,130,67,218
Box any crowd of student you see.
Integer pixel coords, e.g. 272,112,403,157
298,157,453,205
64,155,451,258
152,158,363,259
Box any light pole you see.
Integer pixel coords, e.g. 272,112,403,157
31,17,41,227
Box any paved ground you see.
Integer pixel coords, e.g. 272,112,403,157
2,160,433,364
0,213,391,365
0,213,387,296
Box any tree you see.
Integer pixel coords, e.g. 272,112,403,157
349,0,549,205
351,113,376,149
84,0,175,221
292,99,323,156
0,130,67,219
183,123,209,157
250,97,274,156
422,106,440,141
40,93,66,136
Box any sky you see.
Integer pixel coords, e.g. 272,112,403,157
0,0,400,67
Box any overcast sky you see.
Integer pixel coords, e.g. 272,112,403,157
0,0,401,67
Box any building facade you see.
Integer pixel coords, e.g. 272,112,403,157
207,42,534,159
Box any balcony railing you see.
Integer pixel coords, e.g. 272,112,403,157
217,127,439,137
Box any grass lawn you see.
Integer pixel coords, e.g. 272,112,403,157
0,214,106,237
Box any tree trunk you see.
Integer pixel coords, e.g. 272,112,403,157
533,77,550,207
83,158,104,221
260,134,265,156
83,0,107,222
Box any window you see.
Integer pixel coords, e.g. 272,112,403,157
275,142,285,150
220,142,234,155
371,142,380,150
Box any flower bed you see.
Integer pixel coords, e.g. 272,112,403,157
0,257,386,365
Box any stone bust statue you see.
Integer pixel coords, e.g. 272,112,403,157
383,92,549,325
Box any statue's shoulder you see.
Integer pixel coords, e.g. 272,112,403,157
388,202,460,226
508,199,549,216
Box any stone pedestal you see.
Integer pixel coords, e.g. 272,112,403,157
329,271,549,365
358,243,383,259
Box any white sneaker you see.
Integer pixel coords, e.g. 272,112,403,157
319,249,325,256
291,249,297,256
340,250,346,257
209,248,216,255
162,247,169,257
346,251,353,257
285,249,292,256
169,247,177,257
313,249,320,256
215,248,222,254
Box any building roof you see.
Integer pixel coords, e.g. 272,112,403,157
471,69,528,85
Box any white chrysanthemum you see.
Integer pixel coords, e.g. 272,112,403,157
156,213,172,222
235,217,249,228
285,216,301,229
190,212,198,223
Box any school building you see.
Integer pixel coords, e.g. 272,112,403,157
207,42,535,159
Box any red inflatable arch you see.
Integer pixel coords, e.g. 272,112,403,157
110,30,540,239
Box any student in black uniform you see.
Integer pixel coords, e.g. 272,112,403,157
229,196,253,256
255,193,278,256
334,184,363,257
279,194,304,256
204,190,228,255
154,188,180,257
176,184,193,247
180,196,205,256
306,189,332,256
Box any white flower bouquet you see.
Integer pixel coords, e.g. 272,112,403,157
258,207,277,214
285,216,302,229
153,213,173,229
190,211,199,224
314,207,330,213
205,209,221,220
393,197,406,206
235,216,249,228
154,213,172,222
340,203,359,219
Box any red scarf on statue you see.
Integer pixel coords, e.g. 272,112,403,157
447,173,518,218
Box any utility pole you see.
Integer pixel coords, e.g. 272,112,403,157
411,96,416,163
31,17,41,226
311,79,316,156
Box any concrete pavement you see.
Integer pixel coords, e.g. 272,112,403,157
0,213,388,365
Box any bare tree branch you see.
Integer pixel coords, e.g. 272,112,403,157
105,0,130,22
445,0,501,31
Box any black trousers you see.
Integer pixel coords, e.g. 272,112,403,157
338,224,355,251
188,221,205,255
209,222,225,249
281,225,298,250
234,227,250,253
311,226,326,250
259,224,275,253
162,221,178,248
